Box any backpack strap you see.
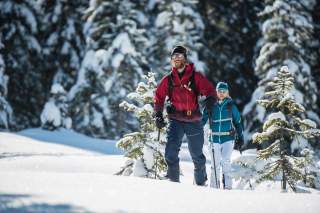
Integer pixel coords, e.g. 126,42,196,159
167,73,174,101
227,102,233,118
189,69,199,97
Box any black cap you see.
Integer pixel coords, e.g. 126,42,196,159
170,45,187,59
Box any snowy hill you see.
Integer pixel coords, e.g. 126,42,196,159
1,129,320,212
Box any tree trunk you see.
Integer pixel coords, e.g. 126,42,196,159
281,169,287,191
280,139,287,191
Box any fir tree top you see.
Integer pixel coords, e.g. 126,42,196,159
253,66,320,143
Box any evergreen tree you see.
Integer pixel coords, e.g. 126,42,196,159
117,72,167,178
41,83,71,130
232,149,266,190
149,0,207,76
0,41,12,130
311,1,320,121
252,66,320,192
199,0,263,107
0,0,46,129
298,148,320,188
68,0,149,138
243,0,319,146
37,0,87,91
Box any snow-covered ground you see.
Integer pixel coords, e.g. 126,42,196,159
0,129,319,213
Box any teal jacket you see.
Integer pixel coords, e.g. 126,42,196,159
201,97,244,144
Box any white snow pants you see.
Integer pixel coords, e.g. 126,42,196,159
209,141,234,189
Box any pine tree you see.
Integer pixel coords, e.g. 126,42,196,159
0,0,46,129
41,84,71,130
198,0,263,108
0,41,12,130
116,72,167,178
311,1,320,125
298,148,320,188
68,0,149,138
232,149,266,190
252,66,320,192
37,0,87,91
244,0,319,145
149,0,207,76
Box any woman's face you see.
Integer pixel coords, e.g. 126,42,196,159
171,53,186,69
217,90,229,100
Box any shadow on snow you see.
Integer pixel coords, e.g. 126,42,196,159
17,128,123,156
0,193,89,213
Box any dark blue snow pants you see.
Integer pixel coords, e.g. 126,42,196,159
165,119,207,185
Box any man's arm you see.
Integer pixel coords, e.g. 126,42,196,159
201,107,209,126
195,72,217,98
195,72,217,111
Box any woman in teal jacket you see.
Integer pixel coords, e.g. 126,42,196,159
202,82,244,189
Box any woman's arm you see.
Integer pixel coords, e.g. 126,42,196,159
232,104,244,140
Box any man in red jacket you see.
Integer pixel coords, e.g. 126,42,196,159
154,45,216,185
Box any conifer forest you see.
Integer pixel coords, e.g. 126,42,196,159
1,0,319,154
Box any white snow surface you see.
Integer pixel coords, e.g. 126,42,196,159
1,129,319,212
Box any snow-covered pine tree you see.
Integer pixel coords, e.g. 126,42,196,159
149,0,207,76
311,1,320,123
298,148,320,188
68,0,149,139
231,149,266,190
252,66,320,192
0,41,13,130
117,72,167,178
41,84,71,131
198,0,263,108
37,0,87,91
243,0,320,147
0,0,45,129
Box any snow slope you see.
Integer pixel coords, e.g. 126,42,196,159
0,129,319,213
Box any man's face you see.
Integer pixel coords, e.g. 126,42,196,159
171,53,186,69
217,89,229,100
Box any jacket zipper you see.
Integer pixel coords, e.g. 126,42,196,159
218,105,222,143
218,101,227,144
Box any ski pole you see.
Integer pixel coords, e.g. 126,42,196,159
208,116,219,188
211,142,219,188
155,128,161,179
222,174,225,189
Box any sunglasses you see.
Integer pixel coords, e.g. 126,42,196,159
171,53,185,59
217,90,228,94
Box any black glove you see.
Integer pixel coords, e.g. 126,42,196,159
204,96,215,110
166,103,176,114
154,111,166,129
234,137,244,151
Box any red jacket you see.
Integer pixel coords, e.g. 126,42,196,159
154,63,216,122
